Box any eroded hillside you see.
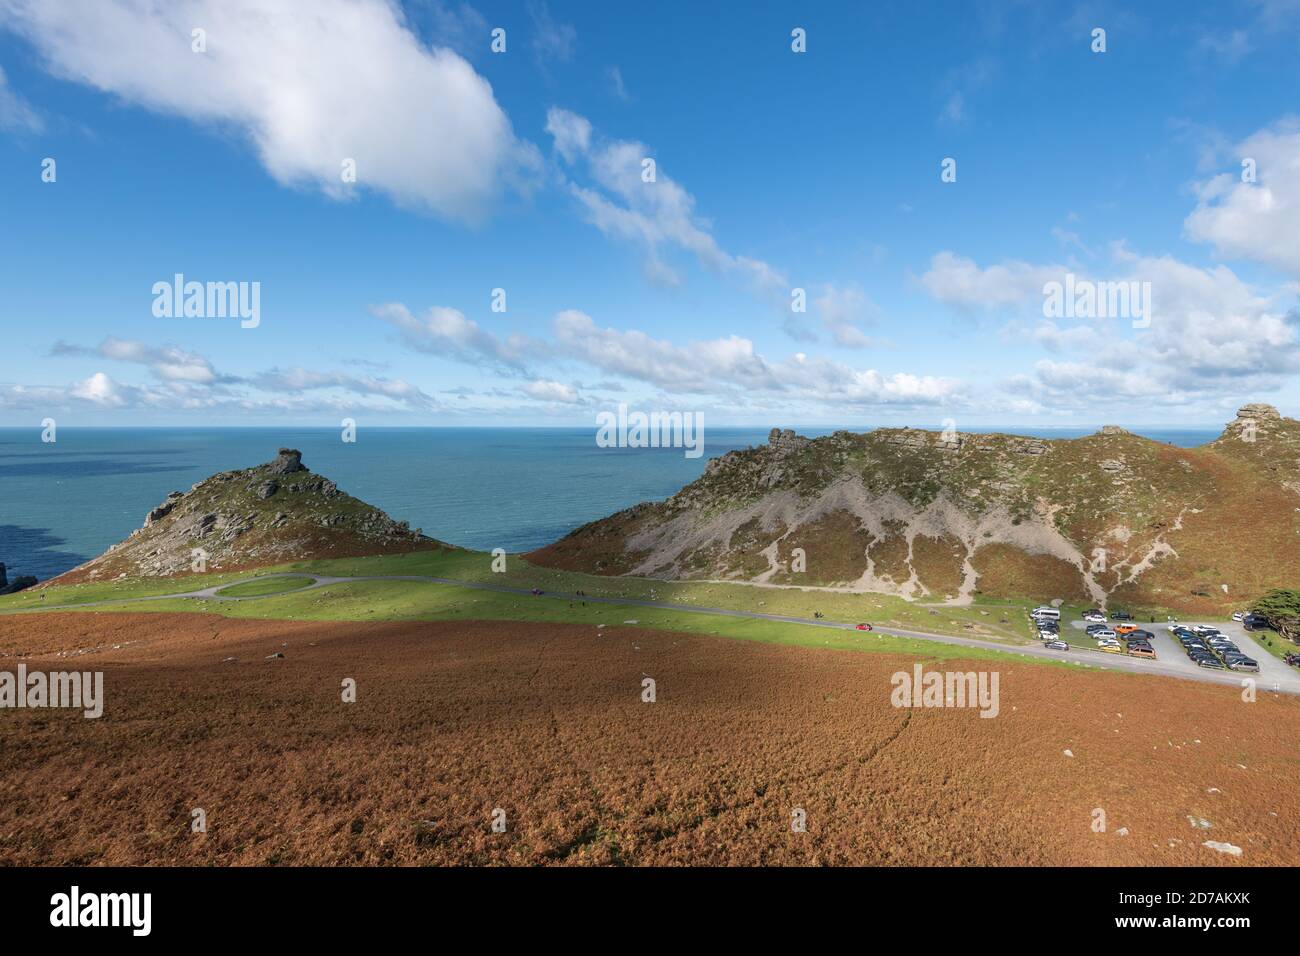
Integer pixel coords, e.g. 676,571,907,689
529,405,1300,614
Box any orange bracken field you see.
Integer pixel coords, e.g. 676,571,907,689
1,612,1296,866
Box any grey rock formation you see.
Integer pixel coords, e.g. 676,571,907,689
269,448,306,475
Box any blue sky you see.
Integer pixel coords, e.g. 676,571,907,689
1,0,1299,429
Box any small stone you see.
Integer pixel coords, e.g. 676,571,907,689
1063,749,1074,758
1202,840,1242,857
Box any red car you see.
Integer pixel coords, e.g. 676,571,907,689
855,623,873,631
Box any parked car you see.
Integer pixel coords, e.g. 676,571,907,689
1231,612,1245,622
1045,640,1070,651
1196,658,1227,670
1128,646,1156,659
855,623,873,631
1115,624,1140,635
1110,611,1134,621
1228,658,1260,672
1100,643,1123,654
1083,612,1106,624
1093,629,1118,640
1128,630,1155,640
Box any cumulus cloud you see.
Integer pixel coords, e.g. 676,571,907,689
251,367,437,408
1184,119,1300,277
52,337,225,384
369,302,540,371
0,0,537,221
545,107,788,296
916,251,1065,312
520,378,580,403
551,309,779,393
38,336,440,415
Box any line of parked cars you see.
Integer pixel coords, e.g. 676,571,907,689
1080,608,1157,657
1030,606,1071,651
1169,623,1259,672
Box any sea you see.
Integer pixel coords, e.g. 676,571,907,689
0,426,1220,582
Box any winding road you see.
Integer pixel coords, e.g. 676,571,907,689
13,572,1300,696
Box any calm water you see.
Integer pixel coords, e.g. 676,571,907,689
0,426,1219,581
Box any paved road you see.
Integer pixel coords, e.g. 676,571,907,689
13,573,1300,696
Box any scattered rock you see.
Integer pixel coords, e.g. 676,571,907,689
1063,749,1074,758
265,652,285,660
1187,816,1212,830
1202,840,1242,857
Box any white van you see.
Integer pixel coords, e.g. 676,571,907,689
1030,606,1060,620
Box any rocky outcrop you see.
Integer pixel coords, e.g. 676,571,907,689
46,449,446,585
0,562,37,595
269,448,306,475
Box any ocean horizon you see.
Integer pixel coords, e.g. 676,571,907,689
0,425,1222,582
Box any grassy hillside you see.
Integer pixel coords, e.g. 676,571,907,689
529,407,1300,614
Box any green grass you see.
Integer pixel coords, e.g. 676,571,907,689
1244,626,1300,662
74,578,1080,670
0,546,1140,674
0,546,1055,643
214,576,316,598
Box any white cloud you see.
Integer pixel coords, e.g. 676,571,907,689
0,64,42,132
552,309,779,393
0,0,536,221
917,251,1064,311
544,107,591,163
814,283,878,349
53,337,224,384
1184,119,1300,277
521,378,580,403
252,367,437,408
529,1,576,68
546,108,788,296
70,371,125,406
607,66,629,102
370,302,540,371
